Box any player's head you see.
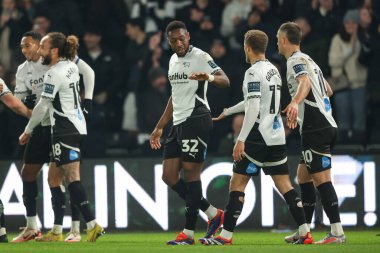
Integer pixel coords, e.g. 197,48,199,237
39,32,79,65
277,22,302,56
243,30,268,63
166,20,190,57
21,31,42,62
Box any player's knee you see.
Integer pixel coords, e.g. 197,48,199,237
21,166,39,181
161,173,177,186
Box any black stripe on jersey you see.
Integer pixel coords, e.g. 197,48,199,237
196,80,206,100
190,80,210,118
53,93,64,113
302,103,333,133
246,123,265,145
52,112,80,136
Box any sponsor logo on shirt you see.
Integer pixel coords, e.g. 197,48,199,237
168,72,188,81
273,116,281,130
248,82,260,92
293,64,306,74
207,60,218,69
323,97,331,112
44,83,55,94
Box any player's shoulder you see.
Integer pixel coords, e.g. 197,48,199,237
191,46,211,60
16,61,29,75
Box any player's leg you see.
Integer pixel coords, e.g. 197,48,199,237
13,126,50,242
65,202,81,242
298,162,316,226
200,171,250,245
0,199,8,243
303,129,345,244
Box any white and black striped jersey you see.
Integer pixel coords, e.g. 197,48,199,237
0,79,11,97
41,60,86,136
15,59,50,126
168,46,221,125
243,60,285,146
286,51,337,133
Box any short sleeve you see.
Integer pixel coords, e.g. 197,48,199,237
244,69,262,100
14,68,30,97
199,52,221,75
288,57,308,79
0,78,11,97
41,70,60,100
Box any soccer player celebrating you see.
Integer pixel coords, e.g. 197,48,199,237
150,20,230,245
199,30,312,246
12,31,94,243
0,79,32,243
19,32,103,242
277,22,345,244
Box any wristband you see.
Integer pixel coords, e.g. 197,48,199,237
207,74,215,82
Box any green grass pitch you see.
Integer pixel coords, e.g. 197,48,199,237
1,230,379,253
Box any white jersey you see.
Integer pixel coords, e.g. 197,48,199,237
168,46,221,125
0,78,11,97
15,60,50,125
41,60,86,136
243,60,285,146
286,51,337,133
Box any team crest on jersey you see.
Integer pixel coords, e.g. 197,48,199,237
293,64,306,74
183,62,190,68
44,83,55,94
207,60,218,69
247,82,260,92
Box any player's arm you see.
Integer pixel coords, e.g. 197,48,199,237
324,78,333,97
234,97,260,161
150,96,173,149
213,101,244,121
19,97,50,145
76,57,95,121
189,69,230,88
1,93,32,118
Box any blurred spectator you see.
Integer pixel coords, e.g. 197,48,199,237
328,9,368,144
220,0,252,49
32,12,50,36
217,113,244,156
176,0,222,50
0,0,31,72
34,0,83,36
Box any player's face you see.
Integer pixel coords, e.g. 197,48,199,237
276,31,285,55
38,36,53,65
167,28,190,57
20,36,40,62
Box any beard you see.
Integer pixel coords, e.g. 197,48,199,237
41,54,52,65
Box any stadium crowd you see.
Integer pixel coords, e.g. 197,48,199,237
0,0,379,158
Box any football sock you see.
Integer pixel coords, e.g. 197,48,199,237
317,182,342,231
23,181,38,216
86,220,96,230
184,181,202,230
220,229,233,240
283,189,308,229
182,228,194,238
0,228,6,236
172,179,211,212
204,204,218,220
52,224,62,234
223,191,245,232
331,222,344,236
70,201,81,222
68,181,95,223
300,182,316,224
26,216,38,230
50,186,66,225
71,221,80,233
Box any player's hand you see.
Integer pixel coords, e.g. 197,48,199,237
212,109,227,121
150,127,163,150
19,132,31,145
233,140,245,162
82,99,92,123
22,94,37,109
282,100,298,129
189,72,209,81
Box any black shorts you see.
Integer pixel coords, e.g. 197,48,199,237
24,125,52,164
51,134,85,167
233,143,289,176
300,127,337,174
163,114,212,163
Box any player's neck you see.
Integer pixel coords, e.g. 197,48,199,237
50,56,60,66
250,53,265,64
285,46,300,59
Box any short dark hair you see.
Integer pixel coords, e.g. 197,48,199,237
128,17,145,31
22,31,42,41
165,20,187,35
279,22,302,45
244,30,268,54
